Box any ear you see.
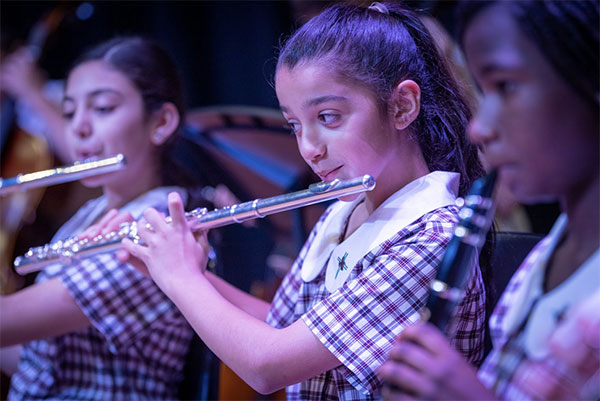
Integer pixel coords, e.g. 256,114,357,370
391,80,421,131
150,102,180,145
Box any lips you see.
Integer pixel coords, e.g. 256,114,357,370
316,166,342,181
75,147,103,162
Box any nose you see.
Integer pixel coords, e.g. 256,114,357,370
297,127,326,163
467,97,499,146
70,109,93,139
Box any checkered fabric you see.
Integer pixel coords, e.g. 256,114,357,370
478,221,600,401
8,189,194,400
266,204,486,401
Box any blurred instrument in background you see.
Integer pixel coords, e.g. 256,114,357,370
0,154,126,196
0,2,79,294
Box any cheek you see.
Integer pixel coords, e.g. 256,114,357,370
352,115,390,154
104,115,150,150
64,137,79,162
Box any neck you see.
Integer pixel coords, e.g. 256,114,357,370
103,169,162,211
364,151,430,215
561,173,600,253
543,173,598,292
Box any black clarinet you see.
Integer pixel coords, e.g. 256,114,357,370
423,170,497,332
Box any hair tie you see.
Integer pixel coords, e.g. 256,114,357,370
368,2,390,15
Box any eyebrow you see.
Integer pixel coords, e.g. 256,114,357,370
478,53,523,75
480,64,510,75
63,88,122,103
280,95,348,113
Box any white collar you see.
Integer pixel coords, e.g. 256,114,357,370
300,171,460,292
500,214,600,358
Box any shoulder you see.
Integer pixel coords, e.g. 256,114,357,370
361,205,460,281
418,204,460,228
384,205,459,251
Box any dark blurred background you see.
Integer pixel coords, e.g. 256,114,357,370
2,1,296,109
1,1,465,108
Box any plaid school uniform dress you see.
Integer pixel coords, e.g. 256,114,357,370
266,173,486,401
8,188,194,401
478,215,600,400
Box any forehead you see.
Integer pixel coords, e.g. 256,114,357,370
65,60,137,96
277,62,340,90
275,61,374,106
463,4,529,70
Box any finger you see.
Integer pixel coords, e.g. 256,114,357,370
200,234,211,255
386,339,437,375
95,208,119,227
79,225,101,241
193,230,210,246
115,248,131,262
379,360,435,399
142,208,168,232
167,192,188,227
79,209,119,239
398,322,450,357
381,384,417,401
14,46,35,62
101,211,134,235
135,216,155,244
213,184,240,207
121,237,149,264
119,242,151,277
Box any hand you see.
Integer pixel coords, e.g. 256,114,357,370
520,293,600,400
0,47,46,101
121,191,210,295
79,209,128,239
78,209,148,275
378,322,496,401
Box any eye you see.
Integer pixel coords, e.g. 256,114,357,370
286,120,301,135
494,80,518,95
94,105,116,114
61,100,75,119
318,112,340,125
61,106,75,119
62,110,75,119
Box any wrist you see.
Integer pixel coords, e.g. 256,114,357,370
158,263,208,299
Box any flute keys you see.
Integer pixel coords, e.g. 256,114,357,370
71,238,89,253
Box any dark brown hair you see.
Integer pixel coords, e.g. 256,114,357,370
277,2,485,197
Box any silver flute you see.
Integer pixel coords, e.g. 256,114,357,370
14,174,376,274
0,154,126,196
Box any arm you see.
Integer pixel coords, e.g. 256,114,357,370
95,209,271,320
378,322,497,401
122,192,339,394
205,272,270,320
0,345,22,375
0,47,68,161
171,271,339,394
520,292,600,400
0,278,90,347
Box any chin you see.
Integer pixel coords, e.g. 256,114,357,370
338,193,360,202
509,182,558,205
80,175,108,188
